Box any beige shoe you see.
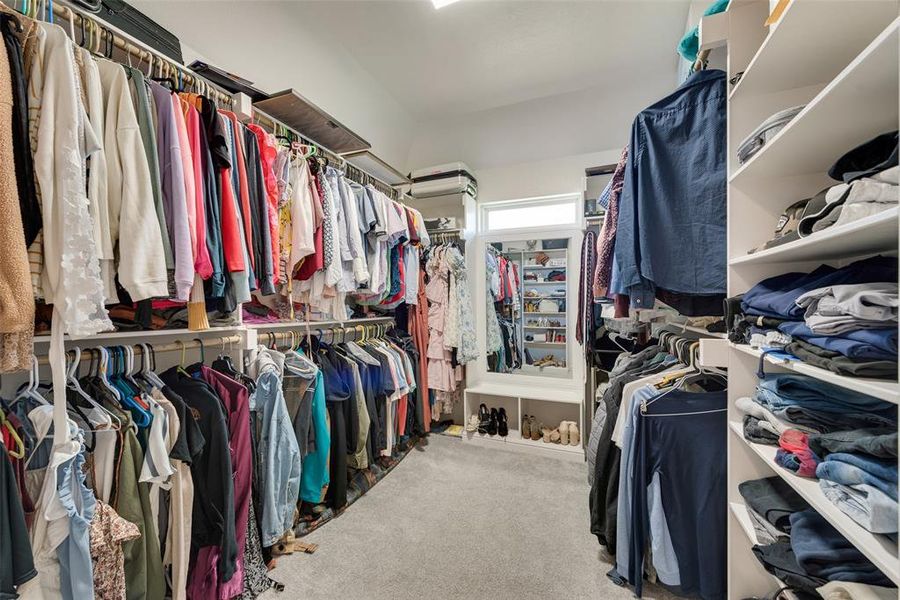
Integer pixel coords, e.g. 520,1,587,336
568,422,580,446
541,426,552,443
559,421,570,445
549,428,561,444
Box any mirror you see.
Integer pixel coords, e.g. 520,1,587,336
485,238,569,377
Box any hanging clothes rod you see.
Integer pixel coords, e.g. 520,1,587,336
2,0,235,106
257,322,393,349
252,108,399,200
3,0,402,200
34,334,243,366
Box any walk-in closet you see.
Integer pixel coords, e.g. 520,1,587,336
0,1,897,599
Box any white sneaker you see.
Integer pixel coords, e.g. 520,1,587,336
466,415,479,432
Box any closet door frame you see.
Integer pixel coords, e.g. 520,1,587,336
469,224,585,395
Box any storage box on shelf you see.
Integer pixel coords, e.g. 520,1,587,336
724,3,900,598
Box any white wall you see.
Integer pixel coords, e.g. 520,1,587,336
405,75,675,205
132,1,417,168
476,149,622,205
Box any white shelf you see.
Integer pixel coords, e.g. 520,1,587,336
521,249,568,255
729,502,801,600
244,316,393,330
523,326,565,330
523,265,567,270
729,0,900,101
464,430,583,459
524,341,566,347
464,383,580,404
32,325,244,343
730,18,899,191
729,422,900,585
524,311,566,316
730,343,899,404
523,281,567,285
730,207,899,266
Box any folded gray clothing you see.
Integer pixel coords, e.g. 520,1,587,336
735,396,816,435
808,428,898,459
797,282,898,325
737,105,806,164
819,480,898,534
806,313,898,336
747,505,789,544
739,476,809,533
785,339,898,379
743,415,780,446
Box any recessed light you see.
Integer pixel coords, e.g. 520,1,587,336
432,0,461,8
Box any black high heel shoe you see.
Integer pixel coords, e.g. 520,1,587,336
488,408,499,436
497,407,509,437
477,403,490,434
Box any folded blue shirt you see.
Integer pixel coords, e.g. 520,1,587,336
756,373,898,418
742,256,897,320
778,321,897,361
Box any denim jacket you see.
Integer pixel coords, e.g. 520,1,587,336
252,347,302,546
614,69,727,306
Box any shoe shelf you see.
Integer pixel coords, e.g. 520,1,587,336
522,281,567,286
730,18,899,195
524,341,565,347
464,429,584,458
730,343,899,405
523,325,564,330
524,311,566,316
462,384,584,461
523,265,567,270
729,207,899,266
728,422,900,584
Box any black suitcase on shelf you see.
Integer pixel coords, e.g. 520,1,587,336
92,0,184,64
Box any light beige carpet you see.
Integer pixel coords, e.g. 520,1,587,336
263,434,679,600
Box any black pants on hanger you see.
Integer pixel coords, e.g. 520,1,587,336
326,401,348,511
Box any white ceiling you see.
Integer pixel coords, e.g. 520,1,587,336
292,0,692,119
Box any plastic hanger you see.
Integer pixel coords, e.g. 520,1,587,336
0,402,25,459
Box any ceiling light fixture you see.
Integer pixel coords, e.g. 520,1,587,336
432,0,461,8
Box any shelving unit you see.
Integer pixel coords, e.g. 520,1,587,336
730,422,899,583
723,3,900,598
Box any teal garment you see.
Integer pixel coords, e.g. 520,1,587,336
299,355,331,503
678,0,730,62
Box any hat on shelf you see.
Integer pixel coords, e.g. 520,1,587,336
828,130,898,183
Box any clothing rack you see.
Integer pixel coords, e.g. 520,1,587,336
428,228,463,244
4,0,403,201
2,0,235,106
34,334,243,366
257,322,394,350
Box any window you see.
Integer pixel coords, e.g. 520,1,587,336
481,194,580,232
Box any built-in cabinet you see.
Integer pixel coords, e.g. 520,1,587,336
719,2,900,597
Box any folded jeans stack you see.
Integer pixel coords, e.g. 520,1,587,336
816,452,898,534
753,374,897,434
